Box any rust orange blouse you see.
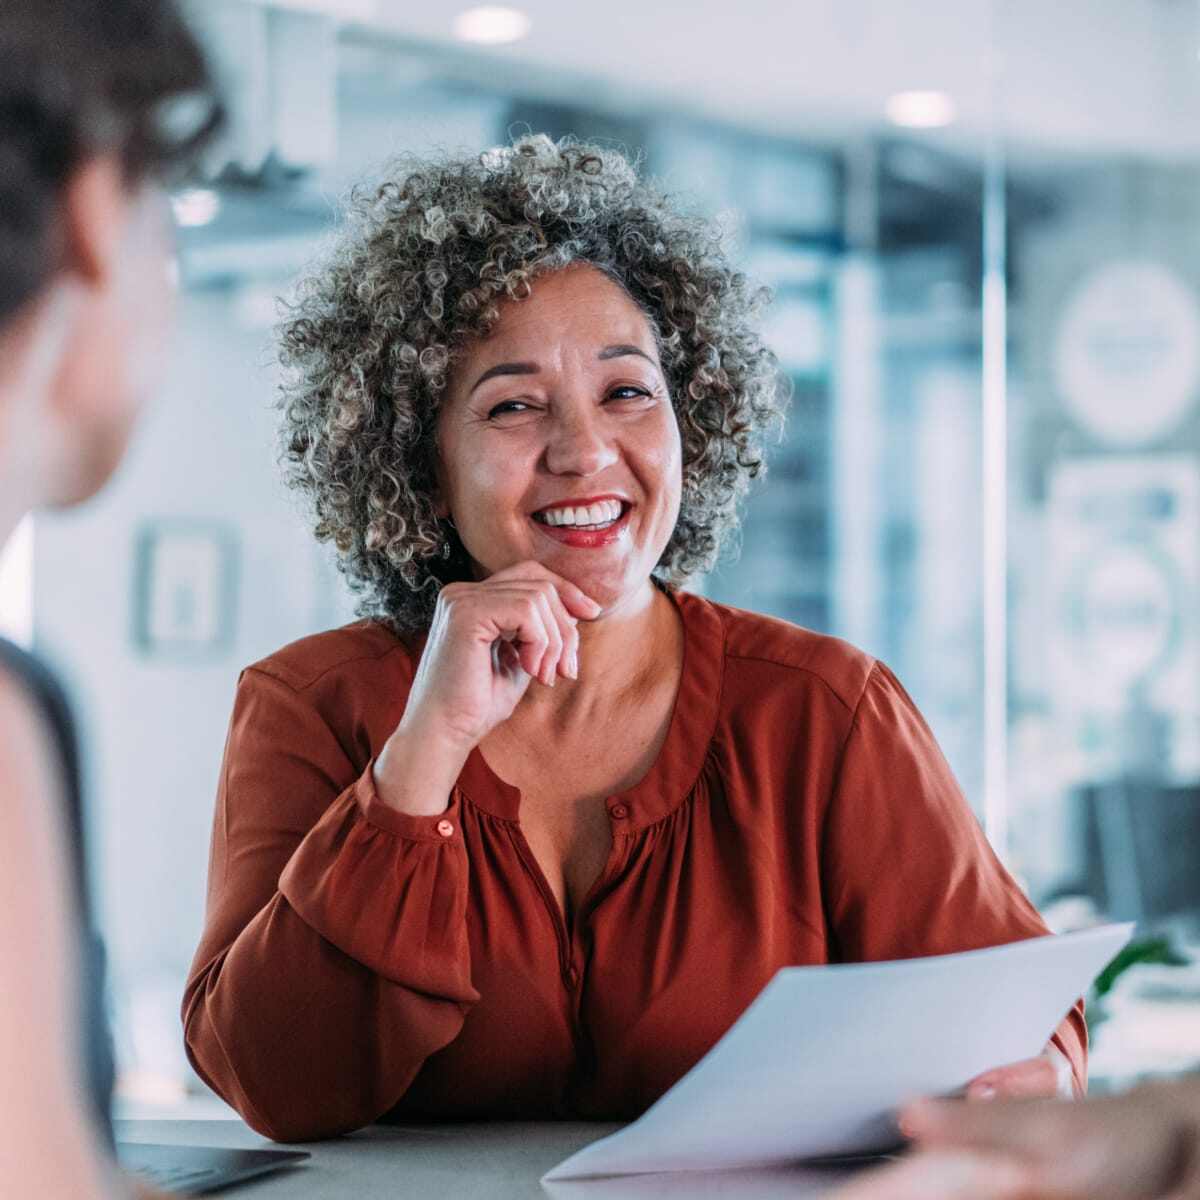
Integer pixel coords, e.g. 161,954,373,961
182,589,1086,1142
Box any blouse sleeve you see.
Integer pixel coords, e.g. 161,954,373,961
820,662,1088,1094
182,666,478,1142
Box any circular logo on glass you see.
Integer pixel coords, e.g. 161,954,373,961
1054,260,1200,446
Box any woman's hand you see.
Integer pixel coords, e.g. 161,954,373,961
408,559,602,744
830,1076,1200,1199
961,1044,1076,1103
373,561,601,814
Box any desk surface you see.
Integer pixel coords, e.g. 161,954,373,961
116,1119,866,1199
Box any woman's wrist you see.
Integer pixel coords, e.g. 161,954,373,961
372,717,472,817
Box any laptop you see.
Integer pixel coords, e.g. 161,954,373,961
117,1141,310,1195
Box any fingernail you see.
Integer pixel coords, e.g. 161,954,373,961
897,1115,916,1140
970,1083,997,1101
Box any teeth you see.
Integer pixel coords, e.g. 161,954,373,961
538,500,623,527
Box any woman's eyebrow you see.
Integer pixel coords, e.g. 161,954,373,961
469,361,538,394
598,344,657,366
469,344,656,393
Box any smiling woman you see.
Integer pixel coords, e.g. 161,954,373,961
435,264,683,614
274,134,782,630
182,135,1087,1144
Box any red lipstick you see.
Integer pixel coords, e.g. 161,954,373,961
530,498,633,550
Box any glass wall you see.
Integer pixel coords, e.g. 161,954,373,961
998,9,1200,1084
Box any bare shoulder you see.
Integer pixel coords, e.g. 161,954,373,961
0,672,115,1198
0,669,70,949
706,598,876,715
0,669,61,814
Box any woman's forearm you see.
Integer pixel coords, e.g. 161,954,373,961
183,892,471,1141
183,776,478,1142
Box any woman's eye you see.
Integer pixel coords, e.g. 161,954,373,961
487,400,532,418
607,386,651,401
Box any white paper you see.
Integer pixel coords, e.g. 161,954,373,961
543,924,1132,1181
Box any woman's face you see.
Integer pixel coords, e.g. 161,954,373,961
51,178,176,505
436,264,682,613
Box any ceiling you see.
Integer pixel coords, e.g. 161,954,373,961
180,0,1200,282
323,0,1200,161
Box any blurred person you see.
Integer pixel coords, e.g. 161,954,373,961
0,0,221,1194
183,135,1085,1143
831,1076,1200,1198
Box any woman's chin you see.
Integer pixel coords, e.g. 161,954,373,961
553,563,655,615
482,539,656,612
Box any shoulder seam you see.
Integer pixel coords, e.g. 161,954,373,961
847,659,883,729
724,650,877,715
246,641,413,695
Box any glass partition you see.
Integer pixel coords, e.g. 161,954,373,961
999,0,1200,1084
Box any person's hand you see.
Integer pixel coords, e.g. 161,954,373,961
404,559,602,746
372,561,603,815
961,1043,1076,1102
829,1077,1200,1200
828,1147,1036,1199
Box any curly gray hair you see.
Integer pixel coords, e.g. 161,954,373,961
278,134,785,632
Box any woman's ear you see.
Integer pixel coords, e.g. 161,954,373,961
58,155,127,291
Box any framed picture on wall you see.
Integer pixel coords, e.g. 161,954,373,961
132,521,239,658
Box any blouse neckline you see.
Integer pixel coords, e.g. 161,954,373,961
457,588,726,830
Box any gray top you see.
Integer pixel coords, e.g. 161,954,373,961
115,1120,866,1198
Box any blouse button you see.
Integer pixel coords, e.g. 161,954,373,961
436,819,455,838
609,803,630,820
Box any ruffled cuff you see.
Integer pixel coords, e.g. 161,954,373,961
1051,1008,1089,1097
278,763,477,1004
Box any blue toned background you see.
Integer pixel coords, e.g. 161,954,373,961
2,0,1198,1114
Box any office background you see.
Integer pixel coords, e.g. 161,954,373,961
2,0,1199,1112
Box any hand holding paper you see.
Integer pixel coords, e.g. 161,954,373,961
544,925,1132,1182
961,1042,1076,1103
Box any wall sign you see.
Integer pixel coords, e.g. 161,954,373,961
132,521,239,659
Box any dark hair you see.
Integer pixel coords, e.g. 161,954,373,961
0,0,224,324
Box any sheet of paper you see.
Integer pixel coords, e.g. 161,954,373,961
543,924,1132,1181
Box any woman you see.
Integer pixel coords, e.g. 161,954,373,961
0,0,220,1194
183,136,1085,1143
833,1075,1200,1198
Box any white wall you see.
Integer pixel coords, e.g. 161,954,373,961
33,287,355,1094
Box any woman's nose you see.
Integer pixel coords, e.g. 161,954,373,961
543,408,619,476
